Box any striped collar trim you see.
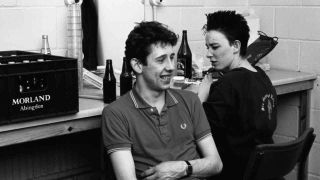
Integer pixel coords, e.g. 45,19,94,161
129,88,178,109
130,90,139,108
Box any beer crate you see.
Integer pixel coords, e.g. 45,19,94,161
0,51,79,125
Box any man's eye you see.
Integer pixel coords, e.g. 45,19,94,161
157,58,165,63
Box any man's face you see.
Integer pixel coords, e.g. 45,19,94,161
141,43,175,92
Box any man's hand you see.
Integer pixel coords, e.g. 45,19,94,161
140,161,187,180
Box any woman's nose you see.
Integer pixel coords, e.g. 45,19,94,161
206,50,213,59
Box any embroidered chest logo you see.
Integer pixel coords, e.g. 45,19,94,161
180,123,187,129
261,94,275,120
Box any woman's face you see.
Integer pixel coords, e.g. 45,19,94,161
205,30,235,70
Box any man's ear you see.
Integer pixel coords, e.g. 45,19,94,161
232,40,241,54
130,58,143,74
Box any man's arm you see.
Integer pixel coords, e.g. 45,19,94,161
189,135,223,177
109,150,137,180
140,135,222,179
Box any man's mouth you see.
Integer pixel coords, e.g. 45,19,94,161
160,75,172,81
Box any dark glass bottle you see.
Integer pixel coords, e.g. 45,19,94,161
103,59,116,103
177,30,192,79
120,57,132,96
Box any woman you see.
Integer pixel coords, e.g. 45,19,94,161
198,10,278,180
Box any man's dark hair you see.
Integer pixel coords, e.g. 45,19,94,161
125,21,178,65
203,10,250,57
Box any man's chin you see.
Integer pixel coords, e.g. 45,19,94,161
160,83,171,90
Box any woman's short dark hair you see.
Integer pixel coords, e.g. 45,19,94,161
125,21,178,65
203,10,250,57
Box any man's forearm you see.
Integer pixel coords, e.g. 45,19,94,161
189,135,223,178
188,157,223,178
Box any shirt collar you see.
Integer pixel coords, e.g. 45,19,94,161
129,87,178,109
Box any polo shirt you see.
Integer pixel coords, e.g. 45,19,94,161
102,87,212,178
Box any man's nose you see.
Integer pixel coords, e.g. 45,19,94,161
166,59,175,71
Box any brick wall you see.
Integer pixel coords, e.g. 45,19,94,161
0,0,67,56
249,0,320,179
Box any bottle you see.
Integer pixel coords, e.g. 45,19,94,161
41,35,51,55
177,30,192,79
120,57,133,96
103,59,116,103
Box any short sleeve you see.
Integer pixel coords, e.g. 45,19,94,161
190,93,212,141
101,106,132,154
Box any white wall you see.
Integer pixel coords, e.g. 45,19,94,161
0,0,67,55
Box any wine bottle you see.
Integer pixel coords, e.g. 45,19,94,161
103,59,116,103
177,30,192,79
120,57,132,95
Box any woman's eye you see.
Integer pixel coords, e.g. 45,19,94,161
206,45,219,50
211,46,218,50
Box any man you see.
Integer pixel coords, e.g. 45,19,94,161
102,21,222,180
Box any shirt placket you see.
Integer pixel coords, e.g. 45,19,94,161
148,106,170,141
159,107,170,141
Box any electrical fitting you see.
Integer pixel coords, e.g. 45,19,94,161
149,0,163,6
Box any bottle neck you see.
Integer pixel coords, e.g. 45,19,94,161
41,36,51,54
182,31,188,44
105,60,114,75
42,38,49,49
121,60,127,73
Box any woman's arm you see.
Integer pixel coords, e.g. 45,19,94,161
198,74,214,103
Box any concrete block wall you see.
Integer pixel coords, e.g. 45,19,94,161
249,0,320,179
0,0,68,56
154,0,252,68
0,0,144,71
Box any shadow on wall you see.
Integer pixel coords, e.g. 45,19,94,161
82,0,99,70
96,0,144,71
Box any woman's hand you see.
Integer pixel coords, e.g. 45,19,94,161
198,73,214,103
